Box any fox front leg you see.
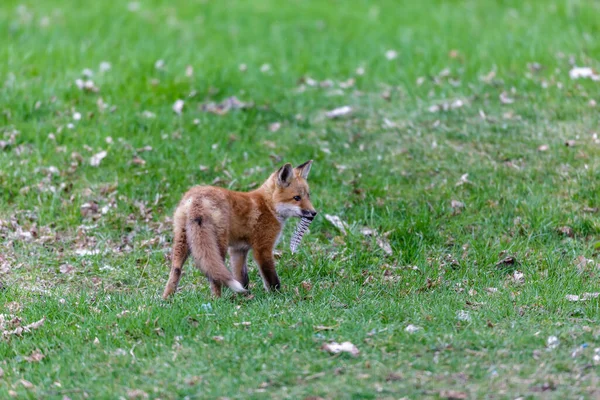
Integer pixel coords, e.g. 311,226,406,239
253,246,281,291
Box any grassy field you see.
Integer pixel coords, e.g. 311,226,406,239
1,0,600,398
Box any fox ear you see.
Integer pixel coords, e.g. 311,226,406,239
295,160,313,179
277,163,294,187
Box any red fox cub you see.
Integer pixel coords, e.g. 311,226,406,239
162,160,317,298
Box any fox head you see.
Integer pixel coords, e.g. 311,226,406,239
270,160,317,220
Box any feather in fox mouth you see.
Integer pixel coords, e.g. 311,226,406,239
290,216,314,254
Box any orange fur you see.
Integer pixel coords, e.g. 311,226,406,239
162,161,316,298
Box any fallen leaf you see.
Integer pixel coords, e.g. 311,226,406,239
547,335,559,350
575,255,592,272
438,67,451,77
455,173,471,186
386,372,403,381
132,156,146,166
376,237,393,255
99,61,111,73
566,292,599,302
481,69,496,83
75,79,99,92
451,200,465,210
59,264,74,274
20,379,34,389
90,151,107,167
325,106,352,119
366,328,387,337
321,341,359,357
418,276,442,292
180,376,202,388
154,59,165,70
496,256,518,268
557,226,574,237
528,62,543,72
75,249,101,256
25,349,44,363
314,325,337,331
583,292,600,300
569,66,600,81
360,227,376,236
201,96,252,115
80,201,99,218
6,302,21,313
172,99,184,115
451,99,464,109
439,390,468,400
429,99,465,113
360,227,393,255
2,317,45,338
269,122,281,132
127,389,149,399
385,50,398,60
456,310,471,322
113,348,127,356
499,91,514,104
136,145,153,153
324,214,349,235
510,270,525,285
339,78,355,89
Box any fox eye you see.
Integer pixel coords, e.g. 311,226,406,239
293,195,301,201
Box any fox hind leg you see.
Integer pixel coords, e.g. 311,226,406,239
209,278,222,297
162,220,190,299
230,248,250,289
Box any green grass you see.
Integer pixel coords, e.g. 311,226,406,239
1,0,600,398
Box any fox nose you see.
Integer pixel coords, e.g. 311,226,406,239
302,209,317,219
